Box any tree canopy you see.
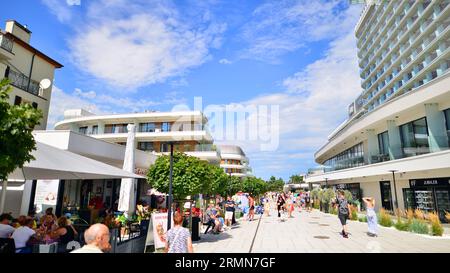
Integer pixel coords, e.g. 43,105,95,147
288,174,304,184
266,176,285,192
0,78,42,181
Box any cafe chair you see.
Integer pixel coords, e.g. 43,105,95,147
0,238,15,253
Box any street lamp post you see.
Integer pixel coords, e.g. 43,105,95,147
389,170,399,211
167,142,175,230
324,178,328,189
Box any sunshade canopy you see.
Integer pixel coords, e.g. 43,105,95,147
8,142,145,180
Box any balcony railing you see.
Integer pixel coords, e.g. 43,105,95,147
8,69,41,96
0,33,13,52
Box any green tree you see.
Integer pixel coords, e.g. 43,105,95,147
0,78,42,181
147,152,213,199
266,176,285,192
242,176,268,197
288,174,303,184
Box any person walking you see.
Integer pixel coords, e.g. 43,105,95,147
305,193,312,213
248,195,255,221
263,195,270,217
165,212,193,253
336,190,352,238
363,197,378,237
277,193,286,221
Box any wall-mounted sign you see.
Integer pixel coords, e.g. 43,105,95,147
410,178,450,188
134,168,148,175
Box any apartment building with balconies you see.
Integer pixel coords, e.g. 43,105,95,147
306,0,450,222
217,145,253,178
54,109,221,164
0,20,63,129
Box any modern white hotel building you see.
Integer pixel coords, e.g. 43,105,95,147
54,109,220,164
306,0,450,222
217,145,253,177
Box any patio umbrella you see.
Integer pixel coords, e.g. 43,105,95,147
1,141,144,213
118,124,137,217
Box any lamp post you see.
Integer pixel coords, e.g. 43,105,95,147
324,178,328,189
389,170,399,211
167,142,175,230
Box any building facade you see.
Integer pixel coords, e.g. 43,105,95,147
54,109,221,164
0,20,63,129
306,0,450,222
217,145,253,178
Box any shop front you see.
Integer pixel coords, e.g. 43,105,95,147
333,183,362,202
405,177,450,223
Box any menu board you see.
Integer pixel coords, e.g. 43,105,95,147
151,213,173,249
414,190,434,212
34,180,60,213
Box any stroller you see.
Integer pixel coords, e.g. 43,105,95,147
255,205,264,215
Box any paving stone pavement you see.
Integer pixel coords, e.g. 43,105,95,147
193,206,450,253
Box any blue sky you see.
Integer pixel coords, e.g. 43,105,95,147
1,0,364,181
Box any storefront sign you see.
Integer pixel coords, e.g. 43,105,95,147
410,178,450,187
134,168,148,176
34,179,60,213
151,213,173,249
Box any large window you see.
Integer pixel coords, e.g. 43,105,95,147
104,124,128,134
79,126,87,135
160,143,169,152
323,142,364,171
161,122,171,132
139,122,155,132
445,109,450,146
378,131,389,155
400,117,429,157
138,142,154,152
91,125,98,135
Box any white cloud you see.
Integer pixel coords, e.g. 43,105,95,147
240,0,361,63
66,0,80,6
222,7,363,179
69,1,226,90
47,86,186,129
219,58,232,65
42,0,73,23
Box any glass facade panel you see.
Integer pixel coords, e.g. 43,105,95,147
323,142,364,171
378,131,389,155
138,142,154,152
400,117,430,157
160,143,169,152
161,122,171,132
104,124,128,134
91,125,98,135
445,108,450,146
79,126,87,135
139,122,155,132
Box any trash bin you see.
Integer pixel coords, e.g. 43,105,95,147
191,216,201,241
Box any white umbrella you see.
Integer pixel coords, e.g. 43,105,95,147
118,124,137,217
1,141,144,213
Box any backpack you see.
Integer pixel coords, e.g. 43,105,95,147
338,198,349,215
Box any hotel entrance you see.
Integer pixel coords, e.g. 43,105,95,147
408,178,450,223
379,181,393,211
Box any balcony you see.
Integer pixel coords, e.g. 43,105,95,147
0,33,14,59
8,69,41,97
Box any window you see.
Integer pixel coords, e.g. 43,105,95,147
79,126,88,135
160,143,169,152
138,142,154,152
139,122,155,132
91,125,98,135
378,131,390,155
400,117,429,157
104,124,128,134
323,142,364,171
445,109,450,146
161,122,171,132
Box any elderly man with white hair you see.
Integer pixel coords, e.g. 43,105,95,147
71,223,111,253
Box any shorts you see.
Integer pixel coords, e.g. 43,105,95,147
338,213,348,226
225,211,233,220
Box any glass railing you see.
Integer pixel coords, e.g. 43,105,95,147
0,33,13,52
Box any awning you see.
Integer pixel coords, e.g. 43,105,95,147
8,142,145,180
305,149,450,183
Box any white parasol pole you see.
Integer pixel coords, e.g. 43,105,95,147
118,124,137,218
0,180,7,213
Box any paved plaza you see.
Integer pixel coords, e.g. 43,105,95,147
193,207,450,253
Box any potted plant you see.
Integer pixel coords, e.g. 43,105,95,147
321,188,335,214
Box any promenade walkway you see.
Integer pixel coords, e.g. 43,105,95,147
193,207,450,253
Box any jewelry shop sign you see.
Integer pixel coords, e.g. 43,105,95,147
409,178,450,187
